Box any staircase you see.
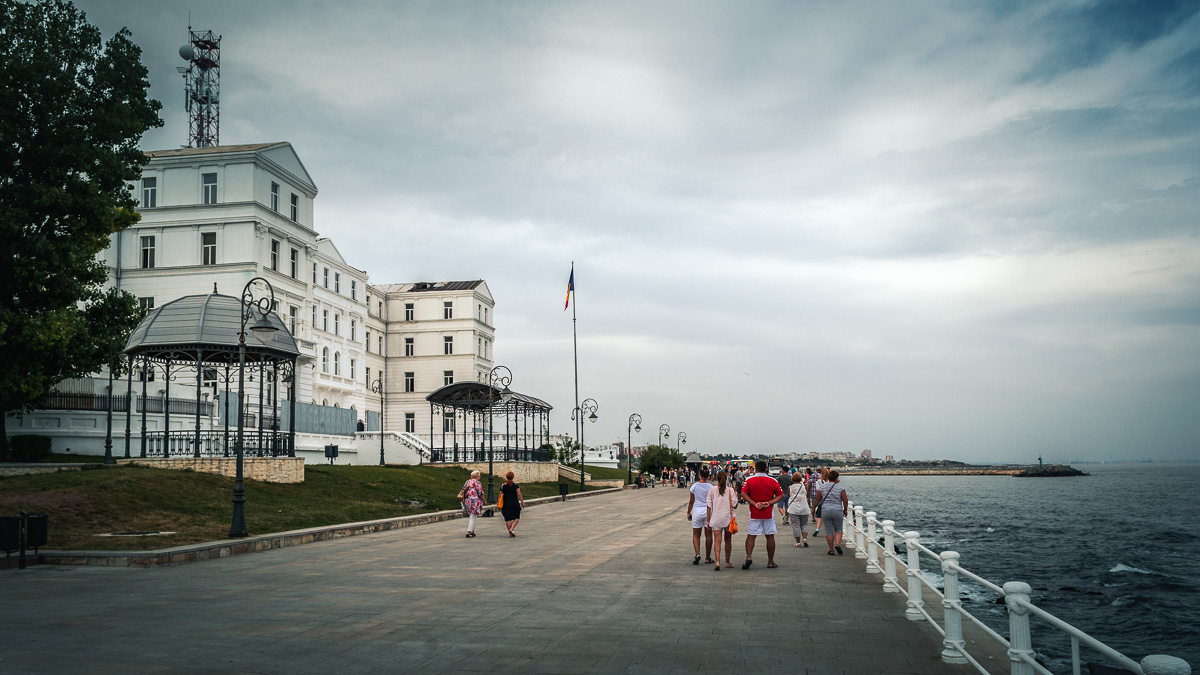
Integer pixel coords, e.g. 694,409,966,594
557,464,592,482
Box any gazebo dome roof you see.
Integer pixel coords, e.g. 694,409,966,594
123,293,299,360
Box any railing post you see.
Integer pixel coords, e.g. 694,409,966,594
940,551,967,664
854,506,867,559
882,520,899,593
844,500,857,549
866,512,881,574
1140,656,1191,675
904,531,924,621
1003,581,1035,675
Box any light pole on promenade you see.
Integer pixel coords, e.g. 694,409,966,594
370,376,385,465
627,413,641,486
658,424,670,450
676,431,687,454
230,277,279,538
572,398,598,493
487,365,513,502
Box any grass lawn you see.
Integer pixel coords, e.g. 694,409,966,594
562,463,635,483
0,463,606,550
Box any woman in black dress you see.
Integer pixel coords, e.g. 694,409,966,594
500,471,525,536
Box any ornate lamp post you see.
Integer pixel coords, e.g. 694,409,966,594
571,398,598,493
658,423,670,449
626,413,641,486
230,277,279,538
370,375,385,465
486,365,513,501
677,431,687,453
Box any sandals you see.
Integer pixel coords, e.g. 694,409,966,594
742,559,753,570
714,564,721,571
828,551,835,555
693,555,701,565
466,532,476,538
836,546,844,555
704,558,715,564
767,562,778,569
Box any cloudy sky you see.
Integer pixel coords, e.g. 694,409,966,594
76,0,1199,462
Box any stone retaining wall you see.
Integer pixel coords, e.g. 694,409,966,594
116,457,304,483
0,463,104,478
449,461,559,483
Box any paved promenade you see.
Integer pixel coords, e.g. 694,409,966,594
0,485,987,674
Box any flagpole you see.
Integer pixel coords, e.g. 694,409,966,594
570,262,584,492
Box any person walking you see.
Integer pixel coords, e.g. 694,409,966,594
814,469,849,554
776,469,793,523
499,471,525,537
705,470,738,570
786,474,811,547
811,468,829,536
740,460,784,569
686,466,714,564
459,470,486,538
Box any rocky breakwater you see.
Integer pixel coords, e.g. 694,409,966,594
1013,464,1088,477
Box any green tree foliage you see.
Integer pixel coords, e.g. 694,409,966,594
636,445,685,476
553,438,580,465
0,0,162,458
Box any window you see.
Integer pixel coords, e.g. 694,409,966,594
312,262,318,283
478,304,482,321
334,352,340,376
202,173,217,204
323,268,329,288
378,300,383,316
351,280,357,300
404,303,414,321
290,193,299,221
322,348,329,373
478,338,483,357
366,294,371,311
350,320,356,341
141,365,156,382
444,370,454,386
335,272,342,293
138,297,155,310
404,337,414,356
443,301,453,319
201,232,217,265
140,236,155,269
335,313,341,335
322,309,328,332
444,336,453,355
404,372,415,392
311,305,317,326
378,335,383,353
270,239,279,271
270,182,279,212
365,367,370,387
484,307,488,324
443,416,456,433
288,306,298,333
349,359,355,379
202,369,217,386
405,413,415,434
290,248,298,278
141,177,157,208
366,330,371,353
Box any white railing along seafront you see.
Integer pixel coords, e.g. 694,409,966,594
841,500,1192,675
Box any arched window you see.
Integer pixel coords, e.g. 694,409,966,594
334,402,340,408
322,398,328,406
322,347,329,373
334,351,341,375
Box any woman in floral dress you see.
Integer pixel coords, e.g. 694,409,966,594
460,470,486,538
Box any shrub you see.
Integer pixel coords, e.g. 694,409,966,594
8,435,53,463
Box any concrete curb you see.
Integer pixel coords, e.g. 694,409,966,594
6,487,623,570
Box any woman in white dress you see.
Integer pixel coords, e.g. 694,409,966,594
705,470,739,571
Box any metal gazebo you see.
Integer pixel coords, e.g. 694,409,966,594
426,382,553,463
120,292,300,458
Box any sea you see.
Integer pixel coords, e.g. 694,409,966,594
846,462,1199,671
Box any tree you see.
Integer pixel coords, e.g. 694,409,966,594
636,445,685,476
0,0,162,458
553,438,580,465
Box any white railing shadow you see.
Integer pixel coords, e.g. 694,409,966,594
843,500,1192,675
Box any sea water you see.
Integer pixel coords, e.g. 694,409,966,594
846,462,1199,670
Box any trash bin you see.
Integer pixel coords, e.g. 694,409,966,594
559,482,569,501
0,516,19,553
25,514,48,550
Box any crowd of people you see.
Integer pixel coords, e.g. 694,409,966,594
685,460,849,570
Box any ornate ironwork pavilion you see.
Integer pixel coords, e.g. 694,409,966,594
426,382,553,463
121,292,300,458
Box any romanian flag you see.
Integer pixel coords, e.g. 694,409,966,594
564,264,574,310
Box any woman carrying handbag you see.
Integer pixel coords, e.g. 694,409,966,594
705,470,739,570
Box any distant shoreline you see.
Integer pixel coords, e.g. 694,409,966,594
837,465,1051,476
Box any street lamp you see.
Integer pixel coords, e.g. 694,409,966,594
572,398,598,493
677,431,687,453
230,277,278,538
370,376,384,465
487,365,513,502
658,423,670,449
627,413,641,486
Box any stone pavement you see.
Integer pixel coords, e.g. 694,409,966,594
0,485,991,674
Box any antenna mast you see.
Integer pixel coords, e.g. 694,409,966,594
178,26,221,147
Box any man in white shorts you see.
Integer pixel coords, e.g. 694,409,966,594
740,460,784,569
686,467,714,565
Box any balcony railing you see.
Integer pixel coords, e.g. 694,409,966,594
34,392,214,416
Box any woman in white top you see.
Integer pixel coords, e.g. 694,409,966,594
705,470,739,571
786,479,811,547
811,468,829,535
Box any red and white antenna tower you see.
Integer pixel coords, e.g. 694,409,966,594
177,26,221,147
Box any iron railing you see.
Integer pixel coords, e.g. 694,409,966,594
141,430,293,458
427,446,553,464
840,501,1192,675
36,392,130,412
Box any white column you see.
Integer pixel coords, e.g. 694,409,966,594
904,531,924,621
940,551,967,664
854,506,867,559
866,512,881,574
844,500,856,549
1003,581,1035,675
882,520,899,592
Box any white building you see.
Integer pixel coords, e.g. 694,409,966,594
8,142,497,464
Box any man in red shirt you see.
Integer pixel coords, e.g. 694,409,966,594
740,460,784,569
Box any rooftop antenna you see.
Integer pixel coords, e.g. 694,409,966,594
178,22,221,147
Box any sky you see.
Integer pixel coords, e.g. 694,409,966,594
73,0,1200,463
